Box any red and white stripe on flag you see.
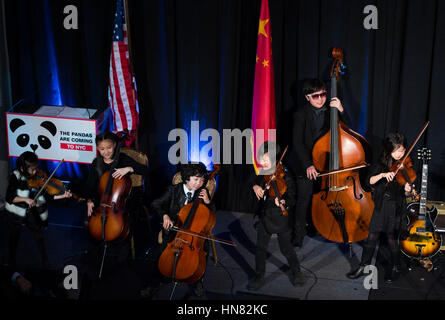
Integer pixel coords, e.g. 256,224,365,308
108,15,139,132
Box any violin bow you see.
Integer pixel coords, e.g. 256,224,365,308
33,159,65,202
393,121,430,176
264,145,288,188
317,163,370,178
169,226,237,247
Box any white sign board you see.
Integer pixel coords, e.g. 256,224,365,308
6,112,97,164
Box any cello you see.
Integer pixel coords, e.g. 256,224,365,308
311,48,374,244
88,142,131,241
158,164,235,284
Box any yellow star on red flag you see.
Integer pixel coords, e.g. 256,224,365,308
258,19,269,38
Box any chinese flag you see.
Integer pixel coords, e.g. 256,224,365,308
251,0,276,175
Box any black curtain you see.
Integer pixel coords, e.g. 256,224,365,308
5,0,445,212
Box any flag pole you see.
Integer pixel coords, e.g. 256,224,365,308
123,0,139,149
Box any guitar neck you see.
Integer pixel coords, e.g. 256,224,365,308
419,163,428,215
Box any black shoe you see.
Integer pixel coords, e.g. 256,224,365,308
384,265,401,283
290,270,306,286
247,273,265,291
42,258,50,270
346,265,366,279
140,284,160,299
408,259,418,271
292,227,306,247
291,236,303,248
193,280,205,297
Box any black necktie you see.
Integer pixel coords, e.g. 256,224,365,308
186,192,192,204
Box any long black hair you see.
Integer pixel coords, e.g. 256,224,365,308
379,132,407,169
94,131,120,176
16,151,39,177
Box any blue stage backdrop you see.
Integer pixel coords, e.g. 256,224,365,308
4,0,445,211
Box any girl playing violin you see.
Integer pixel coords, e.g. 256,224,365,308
247,141,305,291
5,151,72,270
347,133,414,282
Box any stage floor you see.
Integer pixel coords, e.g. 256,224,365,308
1,200,444,300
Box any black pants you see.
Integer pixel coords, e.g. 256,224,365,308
293,177,314,240
255,221,300,275
360,232,400,267
7,217,48,270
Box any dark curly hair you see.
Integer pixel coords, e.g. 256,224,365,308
379,132,407,169
16,151,39,177
180,163,208,184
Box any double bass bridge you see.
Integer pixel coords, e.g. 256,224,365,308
328,185,348,192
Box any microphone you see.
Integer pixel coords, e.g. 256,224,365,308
7,89,39,112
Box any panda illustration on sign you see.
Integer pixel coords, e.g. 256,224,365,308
9,117,57,157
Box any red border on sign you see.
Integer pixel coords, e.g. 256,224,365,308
5,112,98,164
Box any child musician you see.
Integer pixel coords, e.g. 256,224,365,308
85,131,149,218
5,151,72,270
141,162,215,298
79,131,148,299
247,141,305,291
347,133,413,282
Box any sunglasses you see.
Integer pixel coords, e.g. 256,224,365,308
307,92,327,100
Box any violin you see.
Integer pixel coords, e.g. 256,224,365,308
88,143,131,242
388,121,430,201
158,164,235,284
263,146,289,216
28,168,84,202
390,157,417,186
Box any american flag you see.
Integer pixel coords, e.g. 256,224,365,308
108,0,139,132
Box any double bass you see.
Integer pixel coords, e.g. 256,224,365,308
311,48,374,244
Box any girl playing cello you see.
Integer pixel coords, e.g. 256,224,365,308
85,131,148,218
80,132,148,297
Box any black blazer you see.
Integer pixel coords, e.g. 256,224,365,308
151,183,216,224
292,103,349,176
